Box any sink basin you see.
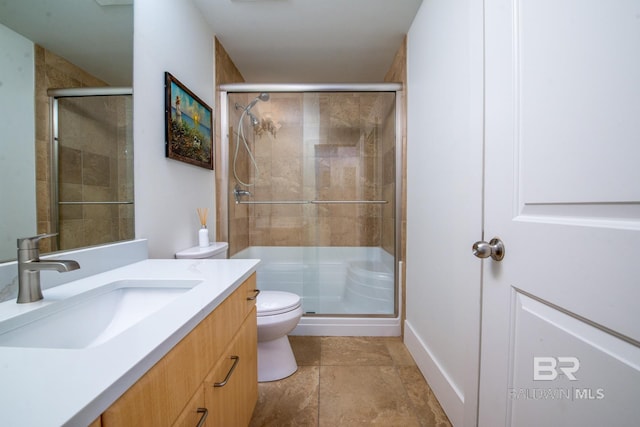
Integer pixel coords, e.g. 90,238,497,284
0,279,201,349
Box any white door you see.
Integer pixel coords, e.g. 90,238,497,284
478,1,640,426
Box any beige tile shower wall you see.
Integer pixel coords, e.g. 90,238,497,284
56,93,133,250
381,98,397,254
214,38,247,257
34,45,109,252
118,98,135,241
245,92,394,248
215,35,405,255
384,38,406,257
228,93,253,255
250,93,304,246
317,93,385,247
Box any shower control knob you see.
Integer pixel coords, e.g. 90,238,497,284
472,237,505,261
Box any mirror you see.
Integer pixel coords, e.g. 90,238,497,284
0,0,134,262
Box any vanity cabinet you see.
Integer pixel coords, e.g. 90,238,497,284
205,310,257,427
100,273,258,427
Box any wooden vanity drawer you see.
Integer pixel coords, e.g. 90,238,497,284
211,273,257,361
101,274,257,427
101,318,208,426
204,308,258,427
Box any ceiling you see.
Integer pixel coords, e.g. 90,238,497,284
0,0,133,86
0,0,422,85
193,0,423,83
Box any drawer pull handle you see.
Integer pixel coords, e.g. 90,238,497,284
247,289,261,301
214,355,240,387
196,408,208,427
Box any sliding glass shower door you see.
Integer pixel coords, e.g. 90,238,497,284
51,90,134,251
226,87,398,316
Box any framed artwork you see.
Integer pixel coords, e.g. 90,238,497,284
165,72,214,169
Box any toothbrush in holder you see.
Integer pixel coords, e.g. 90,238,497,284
197,208,209,247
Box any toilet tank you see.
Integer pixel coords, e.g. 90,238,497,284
175,242,228,259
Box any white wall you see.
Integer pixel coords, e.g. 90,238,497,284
0,24,36,261
133,0,216,258
405,1,484,425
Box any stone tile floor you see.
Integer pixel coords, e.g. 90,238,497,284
249,336,452,427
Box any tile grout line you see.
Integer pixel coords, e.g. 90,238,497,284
386,339,424,426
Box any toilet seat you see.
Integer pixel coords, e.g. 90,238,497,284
257,291,301,316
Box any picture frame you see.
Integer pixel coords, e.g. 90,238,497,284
165,72,214,170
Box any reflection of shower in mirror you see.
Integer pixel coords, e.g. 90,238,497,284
48,87,134,253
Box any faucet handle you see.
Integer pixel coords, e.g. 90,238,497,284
17,233,59,250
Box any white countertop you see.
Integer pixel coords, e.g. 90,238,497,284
0,258,260,426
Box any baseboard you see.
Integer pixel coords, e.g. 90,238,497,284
404,320,464,426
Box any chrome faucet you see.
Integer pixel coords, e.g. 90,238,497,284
17,234,80,304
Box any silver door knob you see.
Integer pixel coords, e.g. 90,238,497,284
472,237,505,261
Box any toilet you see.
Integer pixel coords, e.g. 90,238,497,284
256,290,303,382
175,243,302,382
174,242,229,260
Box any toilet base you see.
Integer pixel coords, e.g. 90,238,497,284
258,335,298,382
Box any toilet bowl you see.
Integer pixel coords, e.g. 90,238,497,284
256,290,303,382
174,244,301,382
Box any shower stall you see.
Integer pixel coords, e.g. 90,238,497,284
220,84,402,336
48,87,134,252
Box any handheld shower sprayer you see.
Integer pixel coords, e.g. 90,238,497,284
233,92,271,187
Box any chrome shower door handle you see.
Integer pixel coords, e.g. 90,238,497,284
472,237,505,261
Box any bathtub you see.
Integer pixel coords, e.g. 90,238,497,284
232,246,401,336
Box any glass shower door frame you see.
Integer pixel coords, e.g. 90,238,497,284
48,87,133,251
220,83,403,317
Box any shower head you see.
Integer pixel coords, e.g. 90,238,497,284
247,111,260,126
245,92,270,111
